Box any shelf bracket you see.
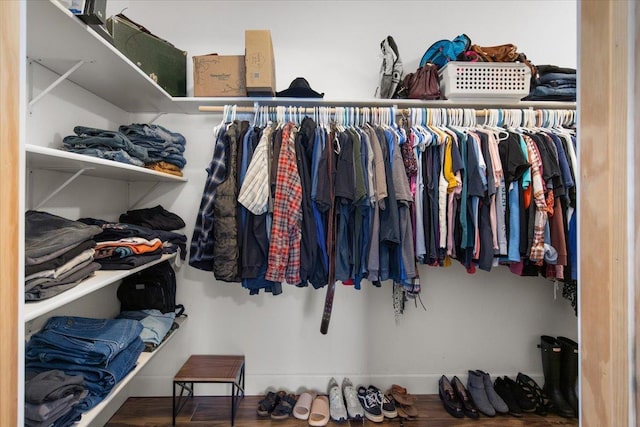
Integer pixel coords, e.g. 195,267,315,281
148,112,166,124
35,167,93,210
129,182,161,210
28,59,86,111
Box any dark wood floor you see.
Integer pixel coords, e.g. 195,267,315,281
106,395,579,427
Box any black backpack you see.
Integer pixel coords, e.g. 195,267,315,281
117,261,185,316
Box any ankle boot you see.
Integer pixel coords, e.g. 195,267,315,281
539,335,575,418
557,336,579,416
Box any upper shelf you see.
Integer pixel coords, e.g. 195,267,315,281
27,0,178,113
27,0,576,114
26,144,187,182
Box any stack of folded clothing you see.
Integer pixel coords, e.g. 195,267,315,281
62,126,151,167
25,370,88,427
524,65,576,101
119,124,187,176
79,210,187,269
25,316,144,426
116,309,178,351
25,211,102,301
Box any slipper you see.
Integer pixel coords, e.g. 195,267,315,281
396,402,418,419
308,395,330,427
293,391,316,420
389,384,417,406
271,393,298,420
257,390,285,417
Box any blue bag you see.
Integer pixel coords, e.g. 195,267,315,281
420,34,471,69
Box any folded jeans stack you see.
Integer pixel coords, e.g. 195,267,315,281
119,123,187,174
116,309,177,351
25,211,102,301
24,370,88,427
26,316,144,427
62,126,150,167
524,65,576,102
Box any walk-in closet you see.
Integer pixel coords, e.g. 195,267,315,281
0,1,637,426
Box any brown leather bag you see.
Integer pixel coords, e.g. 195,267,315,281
470,43,537,79
470,43,519,62
401,63,441,100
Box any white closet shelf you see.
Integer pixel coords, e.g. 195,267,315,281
76,316,187,427
27,0,177,113
24,253,177,322
28,1,576,115
26,144,187,183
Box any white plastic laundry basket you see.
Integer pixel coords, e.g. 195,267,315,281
439,61,531,101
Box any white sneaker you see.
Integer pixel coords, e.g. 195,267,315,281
341,377,365,420
328,377,348,422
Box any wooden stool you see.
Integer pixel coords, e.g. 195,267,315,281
172,355,245,426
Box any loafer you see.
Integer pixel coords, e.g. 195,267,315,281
438,375,464,418
467,370,495,417
451,376,479,418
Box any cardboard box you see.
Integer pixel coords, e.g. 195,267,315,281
193,54,246,97
106,14,187,97
245,30,276,97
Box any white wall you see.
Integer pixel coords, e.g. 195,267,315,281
27,0,578,398
116,0,577,99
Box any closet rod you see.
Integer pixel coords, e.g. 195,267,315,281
198,105,497,116
198,105,575,117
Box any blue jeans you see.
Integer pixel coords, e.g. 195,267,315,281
64,126,150,163
26,316,143,366
119,123,186,146
30,337,145,427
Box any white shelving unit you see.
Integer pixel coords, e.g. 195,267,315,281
26,0,576,114
26,144,188,183
24,253,177,322
76,316,187,427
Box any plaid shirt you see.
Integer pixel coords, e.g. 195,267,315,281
238,127,272,215
265,123,303,284
189,125,230,270
524,134,548,263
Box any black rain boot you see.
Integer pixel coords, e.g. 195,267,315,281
539,335,575,418
557,336,579,417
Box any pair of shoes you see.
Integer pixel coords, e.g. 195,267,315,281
327,378,348,422
341,378,364,420
467,370,509,417
387,384,418,419
271,393,298,420
293,391,330,426
438,376,463,418
356,385,397,422
257,390,286,417
516,372,551,416
493,376,536,417
539,335,578,418
450,376,479,418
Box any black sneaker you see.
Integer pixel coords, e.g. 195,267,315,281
357,386,383,422
367,386,397,418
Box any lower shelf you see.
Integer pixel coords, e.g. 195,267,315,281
76,316,187,427
24,253,177,322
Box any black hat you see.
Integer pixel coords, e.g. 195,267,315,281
276,77,324,98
